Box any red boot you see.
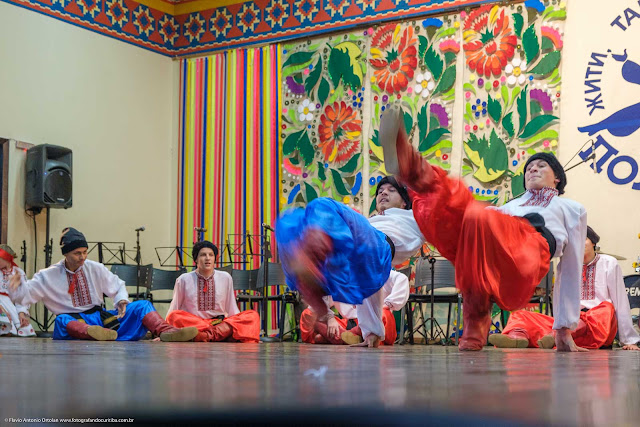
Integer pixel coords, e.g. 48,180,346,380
459,294,492,351
67,320,117,341
291,229,333,315
194,322,234,342
142,311,198,342
314,320,346,345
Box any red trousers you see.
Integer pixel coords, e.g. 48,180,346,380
502,301,617,349
300,307,397,345
166,310,260,343
410,166,550,315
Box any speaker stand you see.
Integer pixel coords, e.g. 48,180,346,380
39,207,54,337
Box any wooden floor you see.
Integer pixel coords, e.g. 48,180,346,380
0,338,638,426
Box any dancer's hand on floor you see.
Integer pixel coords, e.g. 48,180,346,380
327,317,340,339
622,343,640,351
555,328,588,352
351,334,381,348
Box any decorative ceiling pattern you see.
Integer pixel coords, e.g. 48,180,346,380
3,0,500,56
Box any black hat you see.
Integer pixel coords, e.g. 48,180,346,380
60,227,88,255
524,152,567,195
586,226,600,245
192,241,218,261
375,176,412,209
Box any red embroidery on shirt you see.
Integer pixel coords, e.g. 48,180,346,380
197,274,215,311
580,255,598,300
67,269,92,307
520,187,559,208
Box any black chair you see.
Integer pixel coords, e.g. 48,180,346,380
623,274,640,327
150,268,184,304
401,256,461,345
256,262,299,342
232,268,261,309
111,264,153,301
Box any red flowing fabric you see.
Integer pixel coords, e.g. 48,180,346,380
502,301,617,349
409,166,550,313
300,307,397,345
381,308,397,346
166,310,260,343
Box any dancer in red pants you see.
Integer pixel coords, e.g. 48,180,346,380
379,106,587,351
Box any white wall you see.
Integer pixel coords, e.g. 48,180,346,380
560,0,640,275
0,3,179,278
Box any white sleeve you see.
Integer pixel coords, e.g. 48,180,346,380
12,271,48,308
101,265,129,305
167,276,184,315
225,275,240,316
552,205,586,330
607,263,640,345
356,289,385,340
383,271,410,311
10,269,31,314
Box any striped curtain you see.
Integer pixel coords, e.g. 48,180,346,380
177,45,286,333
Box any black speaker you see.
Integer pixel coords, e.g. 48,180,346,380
25,144,72,210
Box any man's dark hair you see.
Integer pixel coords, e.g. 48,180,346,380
192,241,218,261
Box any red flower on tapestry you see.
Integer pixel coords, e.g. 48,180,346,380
369,24,418,95
318,101,361,164
463,5,517,78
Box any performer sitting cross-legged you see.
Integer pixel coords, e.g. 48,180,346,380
379,106,588,352
300,269,409,346
490,226,640,350
166,241,260,343
276,176,425,348
0,244,36,337
9,227,198,342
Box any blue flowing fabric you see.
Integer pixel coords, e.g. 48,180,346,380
276,198,391,304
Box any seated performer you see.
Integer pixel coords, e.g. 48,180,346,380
166,241,260,343
276,175,425,348
300,269,410,345
379,106,587,352
490,226,640,350
10,228,198,342
0,245,36,337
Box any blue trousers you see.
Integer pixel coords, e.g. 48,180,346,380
53,300,155,341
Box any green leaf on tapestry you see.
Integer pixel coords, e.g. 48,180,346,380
541,36,554,51
511,171,525,198
424,46,444,80
330,42,363,91
429,115,439,131
328,85,344,104
418,35,429,63
529,51,561,76
305,182,318,202
513,13,524,37
463,130,508,182
418,103,429,147
330,169,350,196
339,153,361,174
463,83,476,96
502,112,515,138
466,102,475,122
501,85,509,105
520,129,558,147
298,131,315,166
289,156,299,165
517,86,528,133
403,110,413,135
546,10,567,20
420,128,450,152
283,51,314,68
444,51,457,65
519,115,558,139
487,95,502,123
317,162,326,181
436,27,457,40
433,64,456,95
370,198,377,215
283,129,305,156
530,100,543,117
522,25,540,64
371,129,380,147
318,78,330,105
293,73,303,84
305,57,322,94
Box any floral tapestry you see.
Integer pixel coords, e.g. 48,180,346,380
461,1,566,203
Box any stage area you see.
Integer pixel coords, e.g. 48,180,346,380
0,338,638,426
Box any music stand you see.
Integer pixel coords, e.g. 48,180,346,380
425,256,447,343
86,242,126,265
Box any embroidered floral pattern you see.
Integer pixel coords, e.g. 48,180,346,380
197,274,215,311
67,270,92,307
370,24,418,95
520,187,559,208
318,101,362,164
581,255,599,300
